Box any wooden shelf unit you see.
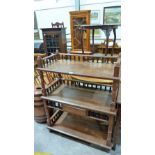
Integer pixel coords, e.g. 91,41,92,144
37,53,121,150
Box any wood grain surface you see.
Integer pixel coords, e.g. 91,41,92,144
37,59,119,80
48,112,113,149
42,84,117,115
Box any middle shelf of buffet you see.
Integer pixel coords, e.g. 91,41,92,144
42,78,117,116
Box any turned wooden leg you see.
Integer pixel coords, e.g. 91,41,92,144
38,68,52,126
105,30,109,56
113,106,121,145
106,115,114,146
111,80,118,111
112,28,116,56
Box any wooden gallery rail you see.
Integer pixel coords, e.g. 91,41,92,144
37,53,121,150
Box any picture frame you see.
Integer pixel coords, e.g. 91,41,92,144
91,10,100,24
90,10,101,36
103,6,121,25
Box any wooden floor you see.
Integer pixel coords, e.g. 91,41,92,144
42,84,116,115
48,112,113,149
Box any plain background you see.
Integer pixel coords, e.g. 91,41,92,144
0,0,155,155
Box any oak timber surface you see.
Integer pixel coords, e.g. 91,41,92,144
39,60,117,80
48,112,112,149
42,84,116,115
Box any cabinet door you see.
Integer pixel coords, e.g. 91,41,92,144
43,31,60,54
71,16,90,51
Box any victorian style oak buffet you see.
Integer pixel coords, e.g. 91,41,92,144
37,53,121,150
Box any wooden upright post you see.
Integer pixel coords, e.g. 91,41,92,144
37,56,51,126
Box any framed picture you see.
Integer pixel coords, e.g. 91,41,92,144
90,10,101,36
103,6,121,25
91,10,100,24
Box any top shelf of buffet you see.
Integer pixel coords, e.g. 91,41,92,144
37,53,120,81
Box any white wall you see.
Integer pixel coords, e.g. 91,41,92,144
34,0,75,41
36,6,74,39
34,0,75,10
34,0,121,45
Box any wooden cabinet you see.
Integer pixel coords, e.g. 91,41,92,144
41,28,67,55
70,10,90,51
37,53,121,150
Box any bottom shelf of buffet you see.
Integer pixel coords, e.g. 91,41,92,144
48,112,113,150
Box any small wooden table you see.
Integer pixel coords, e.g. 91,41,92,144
78,24,118,55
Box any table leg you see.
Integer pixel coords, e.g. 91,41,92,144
92,29,95,54
105,30,110,56
112,28,116,56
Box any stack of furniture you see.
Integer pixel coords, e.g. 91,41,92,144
37,53,121,150
70,10,91,54
41,23,67,55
